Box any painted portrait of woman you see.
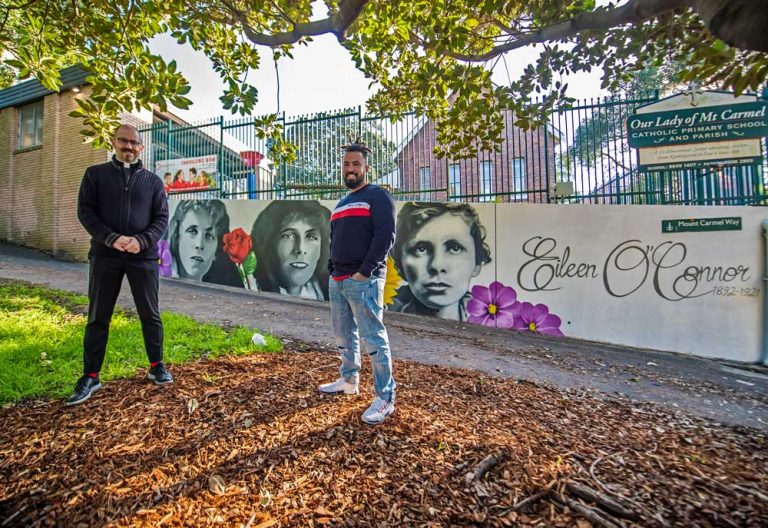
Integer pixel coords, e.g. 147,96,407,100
167,200,243,288
250,200,331,301
390,202,491,321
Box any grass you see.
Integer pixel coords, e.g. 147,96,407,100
0,279,281,404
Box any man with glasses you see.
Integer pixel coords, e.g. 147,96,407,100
67,124,171,406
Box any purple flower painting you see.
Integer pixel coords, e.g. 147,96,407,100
157,240,172,277
512,302,564,336
467,281,519,328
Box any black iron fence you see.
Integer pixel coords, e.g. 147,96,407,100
139,90,768,206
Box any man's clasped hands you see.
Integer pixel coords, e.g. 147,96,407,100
112,236,141,254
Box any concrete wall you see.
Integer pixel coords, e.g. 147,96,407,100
166,198,765,362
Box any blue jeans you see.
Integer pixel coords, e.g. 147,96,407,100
329,276,396,402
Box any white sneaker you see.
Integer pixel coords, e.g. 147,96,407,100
319,378,359,395
361,397,395,424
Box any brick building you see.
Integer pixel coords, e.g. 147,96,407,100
395,111,559,203
0,67,114,259
0,67,168,260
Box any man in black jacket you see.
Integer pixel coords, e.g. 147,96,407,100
66,124,171,406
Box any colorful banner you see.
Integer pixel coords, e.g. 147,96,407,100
156,155,218,193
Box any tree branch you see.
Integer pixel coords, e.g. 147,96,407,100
240,0,371,47
448,0,690,62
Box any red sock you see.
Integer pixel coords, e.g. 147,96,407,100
86,372,99,378
150,361,161,367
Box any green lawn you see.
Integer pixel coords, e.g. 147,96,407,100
0,279,281,404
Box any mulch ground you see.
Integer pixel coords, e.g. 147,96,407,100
0,351,766,528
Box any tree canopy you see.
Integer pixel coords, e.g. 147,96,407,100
1,0,766,158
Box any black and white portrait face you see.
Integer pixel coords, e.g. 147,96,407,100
400,212,481,311
251,201,331,300
177,207,218,280
274,217,322,293
392,202,492,321
167,199,244,288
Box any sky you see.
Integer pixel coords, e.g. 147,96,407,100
148,29,608,124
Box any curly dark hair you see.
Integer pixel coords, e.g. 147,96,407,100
250,200,331,299
391,202,492,279
340,137,372,158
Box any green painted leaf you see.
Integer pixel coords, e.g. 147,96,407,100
242,252,257,276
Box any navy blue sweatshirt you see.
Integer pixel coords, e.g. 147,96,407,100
77,155,168,260
329,184,396,278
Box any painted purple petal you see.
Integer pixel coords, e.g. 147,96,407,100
467,314,482,325
541,313,561,326
517,302,534,320
539,313,562,331
488,281,504,300
495,310,516,329
471,285,492,305
538,325,564,337
531,303,550,323
468,313,492,327
466,298,489,317
511,315,528,331
494,286,518,309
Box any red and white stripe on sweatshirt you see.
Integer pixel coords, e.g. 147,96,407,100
331,201,371,221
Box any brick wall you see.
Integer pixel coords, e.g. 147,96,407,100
396,110,557,203
0,108,14,240
0,87,109,260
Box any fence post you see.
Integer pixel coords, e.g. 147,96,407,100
445,157,451,201
280,111,287,198
762,219,768,366
357,106,362,140
543,115,551,203
218,116,225,198
166,119,173,163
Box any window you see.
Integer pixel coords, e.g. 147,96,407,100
419,166,431,201
480,161,493,202
17,100,44,149
448,163,461,202
512,157,527,199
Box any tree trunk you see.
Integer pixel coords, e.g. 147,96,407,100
694,0,768,51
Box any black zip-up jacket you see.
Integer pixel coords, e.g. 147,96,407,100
77,155,168,260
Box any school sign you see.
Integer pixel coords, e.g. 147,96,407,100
627,92,767,171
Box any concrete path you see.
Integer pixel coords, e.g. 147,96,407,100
2,242,767,430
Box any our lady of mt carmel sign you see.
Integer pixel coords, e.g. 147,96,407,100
626,91,767,172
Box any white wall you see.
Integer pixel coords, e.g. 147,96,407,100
168,199,765,362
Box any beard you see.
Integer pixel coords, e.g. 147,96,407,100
344,173,364,189
116,149,137,163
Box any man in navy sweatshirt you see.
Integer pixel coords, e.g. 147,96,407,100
66,124,171,406
319,140,397,424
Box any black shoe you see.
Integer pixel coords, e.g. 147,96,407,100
65,375,103,406
147,362,173,385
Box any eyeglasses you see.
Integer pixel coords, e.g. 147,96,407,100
115,137,143,147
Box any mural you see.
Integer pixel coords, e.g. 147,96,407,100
164,199,764,362
389,202,492,321
165,200,242,288
249,201,331,300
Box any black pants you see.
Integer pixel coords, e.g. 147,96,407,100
83,256,163,374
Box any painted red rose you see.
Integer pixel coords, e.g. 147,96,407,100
223,228,252,264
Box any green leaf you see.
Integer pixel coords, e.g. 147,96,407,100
242,252,257,276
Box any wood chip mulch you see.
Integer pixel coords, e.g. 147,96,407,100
0,352,766,527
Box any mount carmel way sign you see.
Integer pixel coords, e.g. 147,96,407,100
626,91,767,172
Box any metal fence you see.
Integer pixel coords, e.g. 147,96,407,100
139,91,768,206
